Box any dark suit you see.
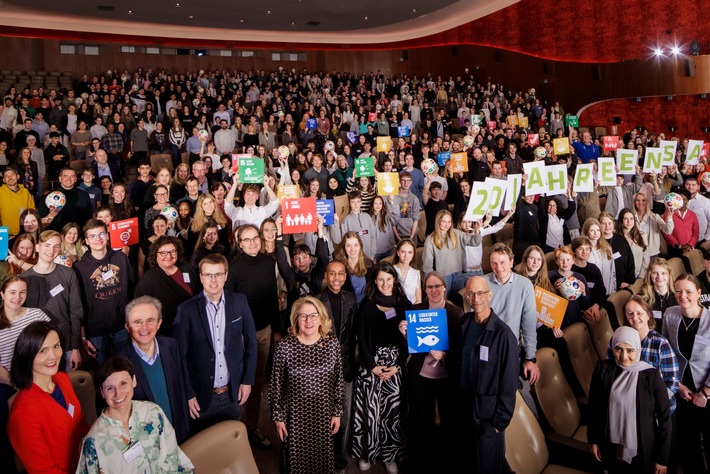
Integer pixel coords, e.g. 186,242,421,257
588,359,671,472
117,336,191,443
173,290,257,431
91,161,122,186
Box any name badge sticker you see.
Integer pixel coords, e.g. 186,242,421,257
49,284,65,297
612,251,621,260
183,273,190,283
480,345,489,362
122,441,145,464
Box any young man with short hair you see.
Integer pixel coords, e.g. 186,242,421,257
334,191,377,259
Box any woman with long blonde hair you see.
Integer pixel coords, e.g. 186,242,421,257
639,257,677,333
186,193,230,259
422,209,481,297
514,244,554,292
582,217,616,295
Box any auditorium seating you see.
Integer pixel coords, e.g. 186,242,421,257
587,310,614,360
667,257,687,280
561,322,598,397
684,249,705,276
180,420,259,474
534,348,589,453
604,289,631,329
505,391,592,474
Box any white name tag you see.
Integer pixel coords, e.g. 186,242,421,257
612,251,621,260
49,284,64,297
587,282,595,289
67,403,75,418
183,272,190,283
102,270,115,281
122,441,145,464
385,309,397,320
653,310,662,320
480,345,489,362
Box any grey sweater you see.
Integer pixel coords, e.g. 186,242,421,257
422,229,482,276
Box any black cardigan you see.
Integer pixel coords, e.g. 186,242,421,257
607,234,637,287
133,262,200,336
588,359,672,471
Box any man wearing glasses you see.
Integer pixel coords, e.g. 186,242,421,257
118,295,191,443
173,254,257,435
226,224,280,449
74,219,134,365
459,276,519,473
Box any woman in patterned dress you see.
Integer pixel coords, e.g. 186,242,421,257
352,261,411,474
269,296,344,474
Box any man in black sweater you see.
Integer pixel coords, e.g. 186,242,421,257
317,260,357,473
226,224,280,450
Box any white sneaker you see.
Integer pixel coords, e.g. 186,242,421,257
357,459,371,471
384,461,398,474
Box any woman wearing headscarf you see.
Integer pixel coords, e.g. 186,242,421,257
588,326,671,474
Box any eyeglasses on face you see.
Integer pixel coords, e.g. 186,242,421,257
157,249,177,257
240,235,261,244
86,232,107,240
297,313,319,322
425,284,445,291
465,291,490,300
201,272,226,279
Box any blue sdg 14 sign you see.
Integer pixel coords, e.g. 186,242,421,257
406,308,449,354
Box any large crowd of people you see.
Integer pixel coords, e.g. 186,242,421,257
0,65,709,474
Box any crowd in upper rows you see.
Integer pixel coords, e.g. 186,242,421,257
0,66,710,474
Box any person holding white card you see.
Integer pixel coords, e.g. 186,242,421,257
458,276,519,473
7,321,89,473
77,356,194,473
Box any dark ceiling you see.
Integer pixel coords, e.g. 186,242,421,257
4,0,459,31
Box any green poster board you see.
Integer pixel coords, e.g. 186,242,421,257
238,157,265,184
354,157,375,177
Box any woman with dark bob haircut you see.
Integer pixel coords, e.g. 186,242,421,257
7,321,89,473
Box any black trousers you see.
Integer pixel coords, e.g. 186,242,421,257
676,396,710,473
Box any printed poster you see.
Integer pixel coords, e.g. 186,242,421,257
437,152,451,166
277,184,300,200
534,286,568,329
406,308,449,354
316,199,335,226
565,115,579,127
282,198,318,234
398,126,411,137
0,227,8,260
377,173,399,196
354,157,375,177
603,136,620,152
376,136,392,153
449,152,468,173
237,156,264,184
528,134,539,146
553,137,570,155
109,218,139,250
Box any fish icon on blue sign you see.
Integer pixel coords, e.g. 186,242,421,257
417,335,439,347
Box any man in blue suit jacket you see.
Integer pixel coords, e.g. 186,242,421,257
118,295,191,443
173,254,257,434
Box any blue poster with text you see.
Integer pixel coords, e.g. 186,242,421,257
406,308,449,354
0,227,8,260
437,152,451,166
316,199,335,225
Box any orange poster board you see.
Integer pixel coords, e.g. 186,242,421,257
109,218,139,250
534,286,568,329
450,152,469,172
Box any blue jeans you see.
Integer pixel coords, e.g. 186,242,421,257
374,248,393,262
89,329,129,367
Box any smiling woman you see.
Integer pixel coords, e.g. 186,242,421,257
77,356,194,473
7,321,90,473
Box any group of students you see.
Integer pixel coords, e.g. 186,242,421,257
1,65,710,474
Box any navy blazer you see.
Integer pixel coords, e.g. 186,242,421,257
173,290,258,411
117,336,191,443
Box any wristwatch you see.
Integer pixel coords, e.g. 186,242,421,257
525,358,537,364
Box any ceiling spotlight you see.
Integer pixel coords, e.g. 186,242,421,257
266,10,272,14
127,10,134,15
412,9,417,13
670,45,681,55
364,16,368,20
175,3,181,7
188,15,194,19
653,47,664,56
240,19,245,23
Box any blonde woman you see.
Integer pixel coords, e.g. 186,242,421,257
582,217,616,296
170,163,190,203
632,192,673,259
514,244,554,292
639,257,677,333
422,209,481,297
142,167,172,205
186,193,230,259
60,223,86,264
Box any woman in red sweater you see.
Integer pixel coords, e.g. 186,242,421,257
8,321,89,473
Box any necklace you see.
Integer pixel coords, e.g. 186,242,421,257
682,315,699,331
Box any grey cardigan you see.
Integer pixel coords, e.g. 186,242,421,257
663,306,710,391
